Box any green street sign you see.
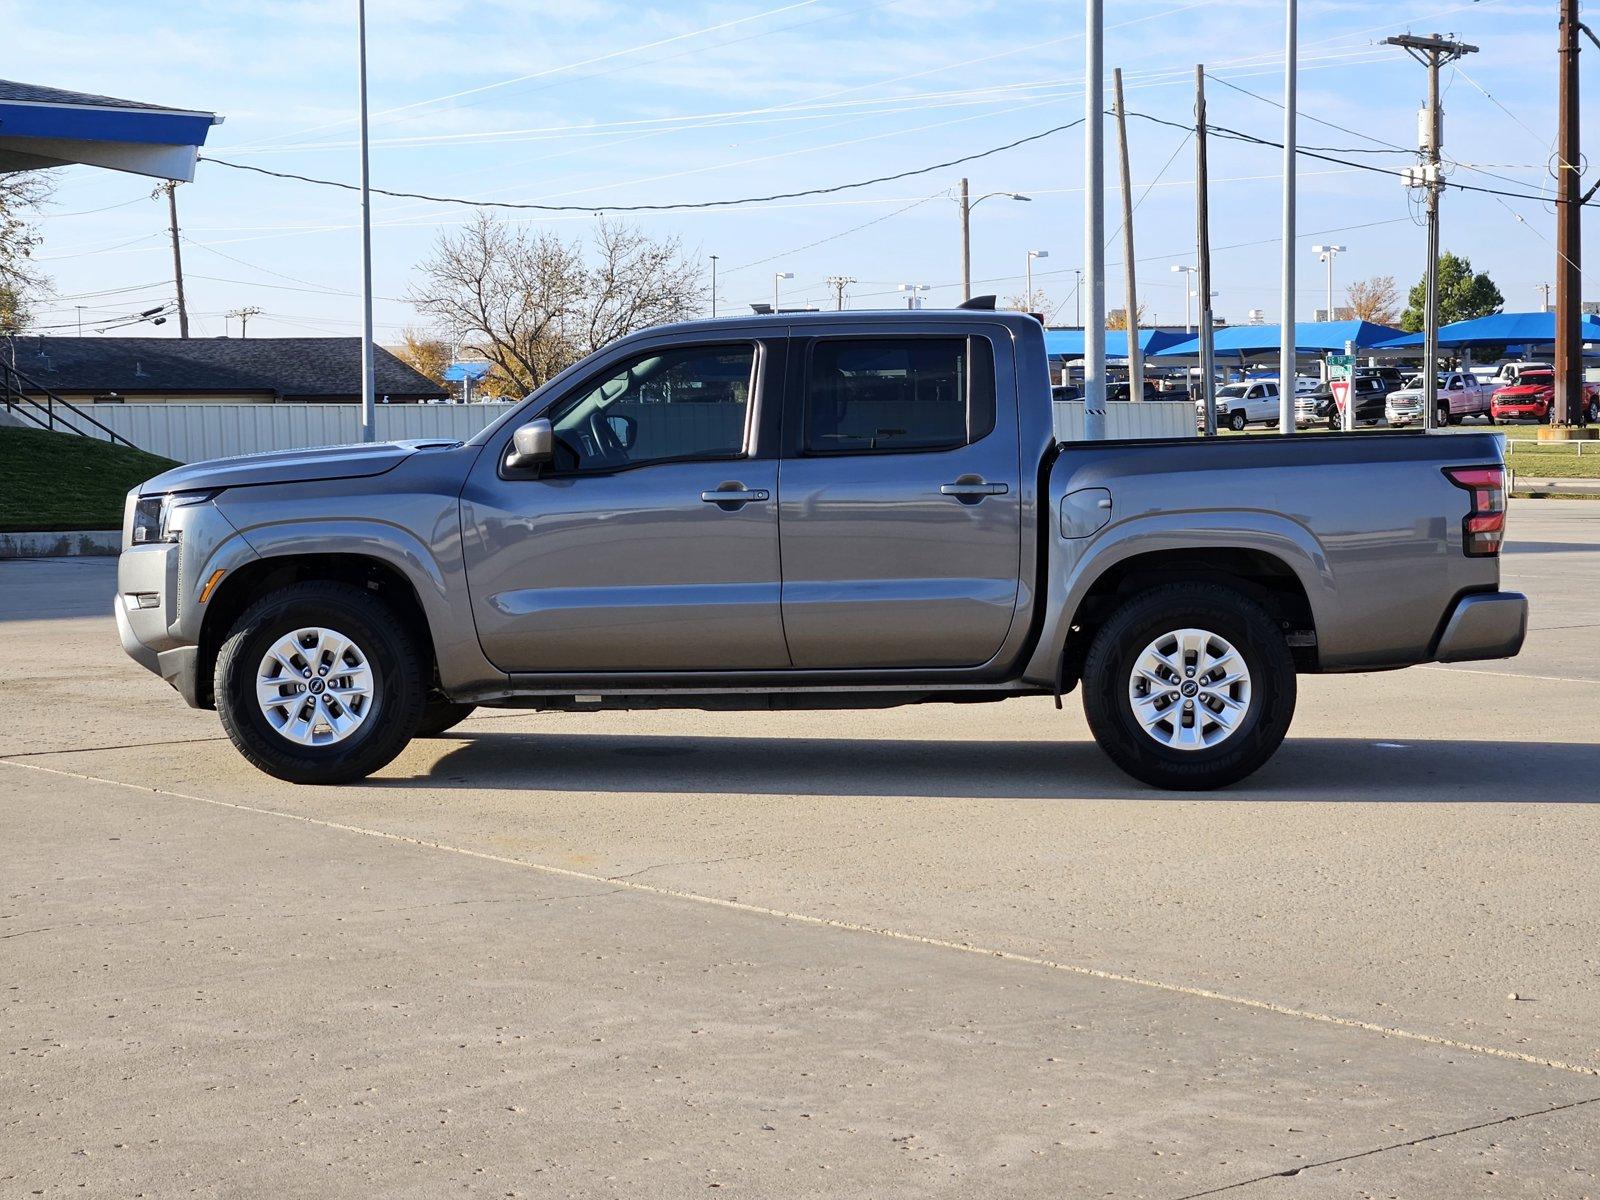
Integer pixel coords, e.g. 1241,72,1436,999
1328,353,1356,382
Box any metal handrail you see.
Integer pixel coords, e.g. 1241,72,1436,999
1,361,140,450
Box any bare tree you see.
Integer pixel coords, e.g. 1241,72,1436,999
1345,275,1401,326
410,214,702,397
1003,289,1052,315
1,171,55,333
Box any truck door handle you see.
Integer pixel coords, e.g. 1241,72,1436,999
940,479,1009,502
701,485,770,508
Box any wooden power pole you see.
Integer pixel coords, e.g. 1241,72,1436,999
1112,68,1141,401
163,182,190,339
1386,33,1476,431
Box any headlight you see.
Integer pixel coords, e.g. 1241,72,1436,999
131,490,219,545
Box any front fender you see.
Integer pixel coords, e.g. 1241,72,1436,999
216,509,505,697
1021,509,1333,685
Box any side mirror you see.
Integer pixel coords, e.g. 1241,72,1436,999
505,418,554,470
604,412,637,450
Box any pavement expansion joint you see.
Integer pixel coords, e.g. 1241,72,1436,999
1168,1092,1600,1198
5,754,1598,1081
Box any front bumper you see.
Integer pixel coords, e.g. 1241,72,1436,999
115,541,205,706
1434,591,1528,663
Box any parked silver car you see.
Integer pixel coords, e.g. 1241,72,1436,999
118,311,1526,790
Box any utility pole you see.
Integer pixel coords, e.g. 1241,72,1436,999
226,306,264,337
162,182,190,338
710,255,719,318
1387,32,1476,432
1554,0,1584,428
1196,64,1217,437
1083,0,1107,440
1112,68,1143,402
1073,268,1083,327
827,275,856,310
1278,0,1297,435
959,177,972,301
1537,282,1553,312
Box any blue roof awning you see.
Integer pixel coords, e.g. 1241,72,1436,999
1044,328,1188,359
1161,319,1408,358
0,78,221,181
1375,311,1600,348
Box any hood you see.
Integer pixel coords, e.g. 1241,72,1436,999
1494,384,1550,399
139,439,457,494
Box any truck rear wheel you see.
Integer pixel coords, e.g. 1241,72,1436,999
1081,583,1297,790
214,581,426,784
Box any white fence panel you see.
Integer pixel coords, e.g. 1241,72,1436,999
78,403,508,463
1054,399,1194,442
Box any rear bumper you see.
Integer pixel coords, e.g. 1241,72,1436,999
1434,591,1528,663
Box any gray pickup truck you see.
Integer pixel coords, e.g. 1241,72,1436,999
117,311,1526,790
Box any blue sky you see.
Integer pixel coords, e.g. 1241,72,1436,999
10,0,1581,341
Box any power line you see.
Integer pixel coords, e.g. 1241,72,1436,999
198,118,1086,213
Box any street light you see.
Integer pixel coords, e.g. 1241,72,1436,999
1026,250,1049,306
958,178,1032,300
1312,244,1347,320
898,283,931,310
773,271,794,314
1172,264,1198,333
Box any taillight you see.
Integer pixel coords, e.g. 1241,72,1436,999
1443,466,1505,557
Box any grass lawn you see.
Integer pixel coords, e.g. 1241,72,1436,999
0,426,180,532
1504,440,1600,480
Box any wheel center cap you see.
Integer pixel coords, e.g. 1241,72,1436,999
308,678,326,695
1179,680,1200,698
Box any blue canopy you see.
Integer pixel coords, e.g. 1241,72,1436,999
0,78,221,181
1161,319,1407,358
1044,328,1188,358
1375,311,1600,348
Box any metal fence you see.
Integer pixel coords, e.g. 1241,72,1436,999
1054,400,1196,442
50,398,1197,465
76,403,510,463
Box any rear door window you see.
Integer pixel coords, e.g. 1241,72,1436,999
804,337,994,454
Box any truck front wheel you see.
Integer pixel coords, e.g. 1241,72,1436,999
214,581,426,784
1081,583,1297,790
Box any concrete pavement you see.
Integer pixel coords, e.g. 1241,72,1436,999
3,500,1598,1197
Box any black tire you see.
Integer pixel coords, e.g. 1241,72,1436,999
1228,410,1248,432
1081,583,1297,790
215,581,426,784
416,696,476,738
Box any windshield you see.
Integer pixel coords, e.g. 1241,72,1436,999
1217,384,1251,399
1517,372,1553,386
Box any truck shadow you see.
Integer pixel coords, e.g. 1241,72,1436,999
382,731,1600,803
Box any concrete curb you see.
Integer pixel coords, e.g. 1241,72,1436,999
0,530,120,558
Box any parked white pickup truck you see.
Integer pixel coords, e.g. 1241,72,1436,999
1386,372,1493,427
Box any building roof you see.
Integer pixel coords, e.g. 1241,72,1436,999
0,77,221,180
0,79,205,112
8,337,447,400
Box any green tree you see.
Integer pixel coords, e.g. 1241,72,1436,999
1400,252,1503,331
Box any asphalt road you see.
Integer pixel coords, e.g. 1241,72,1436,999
3,499,1598,1198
